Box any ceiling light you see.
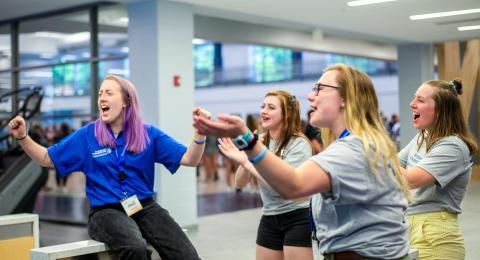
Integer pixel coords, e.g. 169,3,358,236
458,25,480,31
410,8,480,20
347,0,397,7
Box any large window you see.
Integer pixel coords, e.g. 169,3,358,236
99,58,129,80
98,5,129,59
194,43,215,87
0,26,10,71
19,11,91,68
251,46,292,83
0,72,12,116
1,4,131,125
52,63,91,97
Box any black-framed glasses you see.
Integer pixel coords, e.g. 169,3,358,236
312,83,339,95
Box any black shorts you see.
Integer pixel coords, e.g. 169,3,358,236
256,207,312,250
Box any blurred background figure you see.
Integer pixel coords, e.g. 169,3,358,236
201,136,219,182
304,109,323,154
53,122,73,192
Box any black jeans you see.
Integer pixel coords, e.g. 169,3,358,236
88,199,200,260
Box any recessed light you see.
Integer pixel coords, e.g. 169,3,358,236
410,8,480,20
347,0,397,7
458,25,480,31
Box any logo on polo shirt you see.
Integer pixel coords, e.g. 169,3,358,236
92,148,112,158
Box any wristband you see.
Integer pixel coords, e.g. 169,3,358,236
193,137,207,144
249,146,268,164
16,134,28,141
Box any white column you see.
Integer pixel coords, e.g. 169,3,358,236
397,44,434,148
127,0,196,227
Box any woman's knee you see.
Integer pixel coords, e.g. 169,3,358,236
119,243,152,260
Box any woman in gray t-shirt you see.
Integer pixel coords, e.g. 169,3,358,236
219,90,314,260
398,78,478,259
194,64,412,259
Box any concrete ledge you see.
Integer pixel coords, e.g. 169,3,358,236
30,240,116,260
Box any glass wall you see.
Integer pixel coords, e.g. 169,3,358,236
19,11,91,68
99,58,129,79
98,5,129,59
0,72,12,116
0,26,10,72
251,46,293,83
192,42,397,88
0,4,130,131
194,43,215,87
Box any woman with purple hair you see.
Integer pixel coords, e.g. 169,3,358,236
9,75,208,260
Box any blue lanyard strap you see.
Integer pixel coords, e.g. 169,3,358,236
338,129,350,139
115,146,128,197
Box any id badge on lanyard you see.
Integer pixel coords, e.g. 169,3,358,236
117,147,143,216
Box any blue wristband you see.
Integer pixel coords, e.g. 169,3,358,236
194,138,207,144
249,147,268,164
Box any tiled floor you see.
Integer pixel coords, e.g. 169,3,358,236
35,168,480,260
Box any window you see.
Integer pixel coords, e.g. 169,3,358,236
194,43,215,87
251,46,292,83
19,10,91,67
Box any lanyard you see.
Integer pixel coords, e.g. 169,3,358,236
338,129,350,139
115,146,128,198
309,129,350,245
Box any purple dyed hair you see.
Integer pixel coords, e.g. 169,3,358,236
94,75,150,153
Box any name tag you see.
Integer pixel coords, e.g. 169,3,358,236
121,195,143,216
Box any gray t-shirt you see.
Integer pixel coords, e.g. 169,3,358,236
310,135,408,259
260,136,312,215
398,134,472,215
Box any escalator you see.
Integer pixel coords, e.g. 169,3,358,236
0,87,47,215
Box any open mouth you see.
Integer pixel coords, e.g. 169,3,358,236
413,113,420,120
101,105,110,113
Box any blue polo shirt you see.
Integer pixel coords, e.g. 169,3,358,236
48,123,187,207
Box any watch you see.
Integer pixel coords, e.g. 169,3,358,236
232,130,258,151
232,131,252,150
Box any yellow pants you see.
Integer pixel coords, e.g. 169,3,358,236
406,211,464,260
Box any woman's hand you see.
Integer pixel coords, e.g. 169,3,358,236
8,116,27,139
192,107,211,136
193,114,248,137
218,137,248,165
192,107,211,120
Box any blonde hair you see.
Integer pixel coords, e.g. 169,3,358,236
321,64,411,201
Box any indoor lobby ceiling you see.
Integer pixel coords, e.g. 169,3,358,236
0,0,479,44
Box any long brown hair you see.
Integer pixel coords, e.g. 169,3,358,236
321,64,411,201
263,90,313,157
417,78,478,155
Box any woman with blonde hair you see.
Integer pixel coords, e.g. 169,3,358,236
195,64,411,259
399,78,477,259
219,90,313,260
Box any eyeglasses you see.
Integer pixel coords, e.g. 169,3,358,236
312,83,339,95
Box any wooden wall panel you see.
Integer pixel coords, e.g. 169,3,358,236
459,40,480,120
436,42,460,80
437,40,480,120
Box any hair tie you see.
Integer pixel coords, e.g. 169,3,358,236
448,81,457,93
